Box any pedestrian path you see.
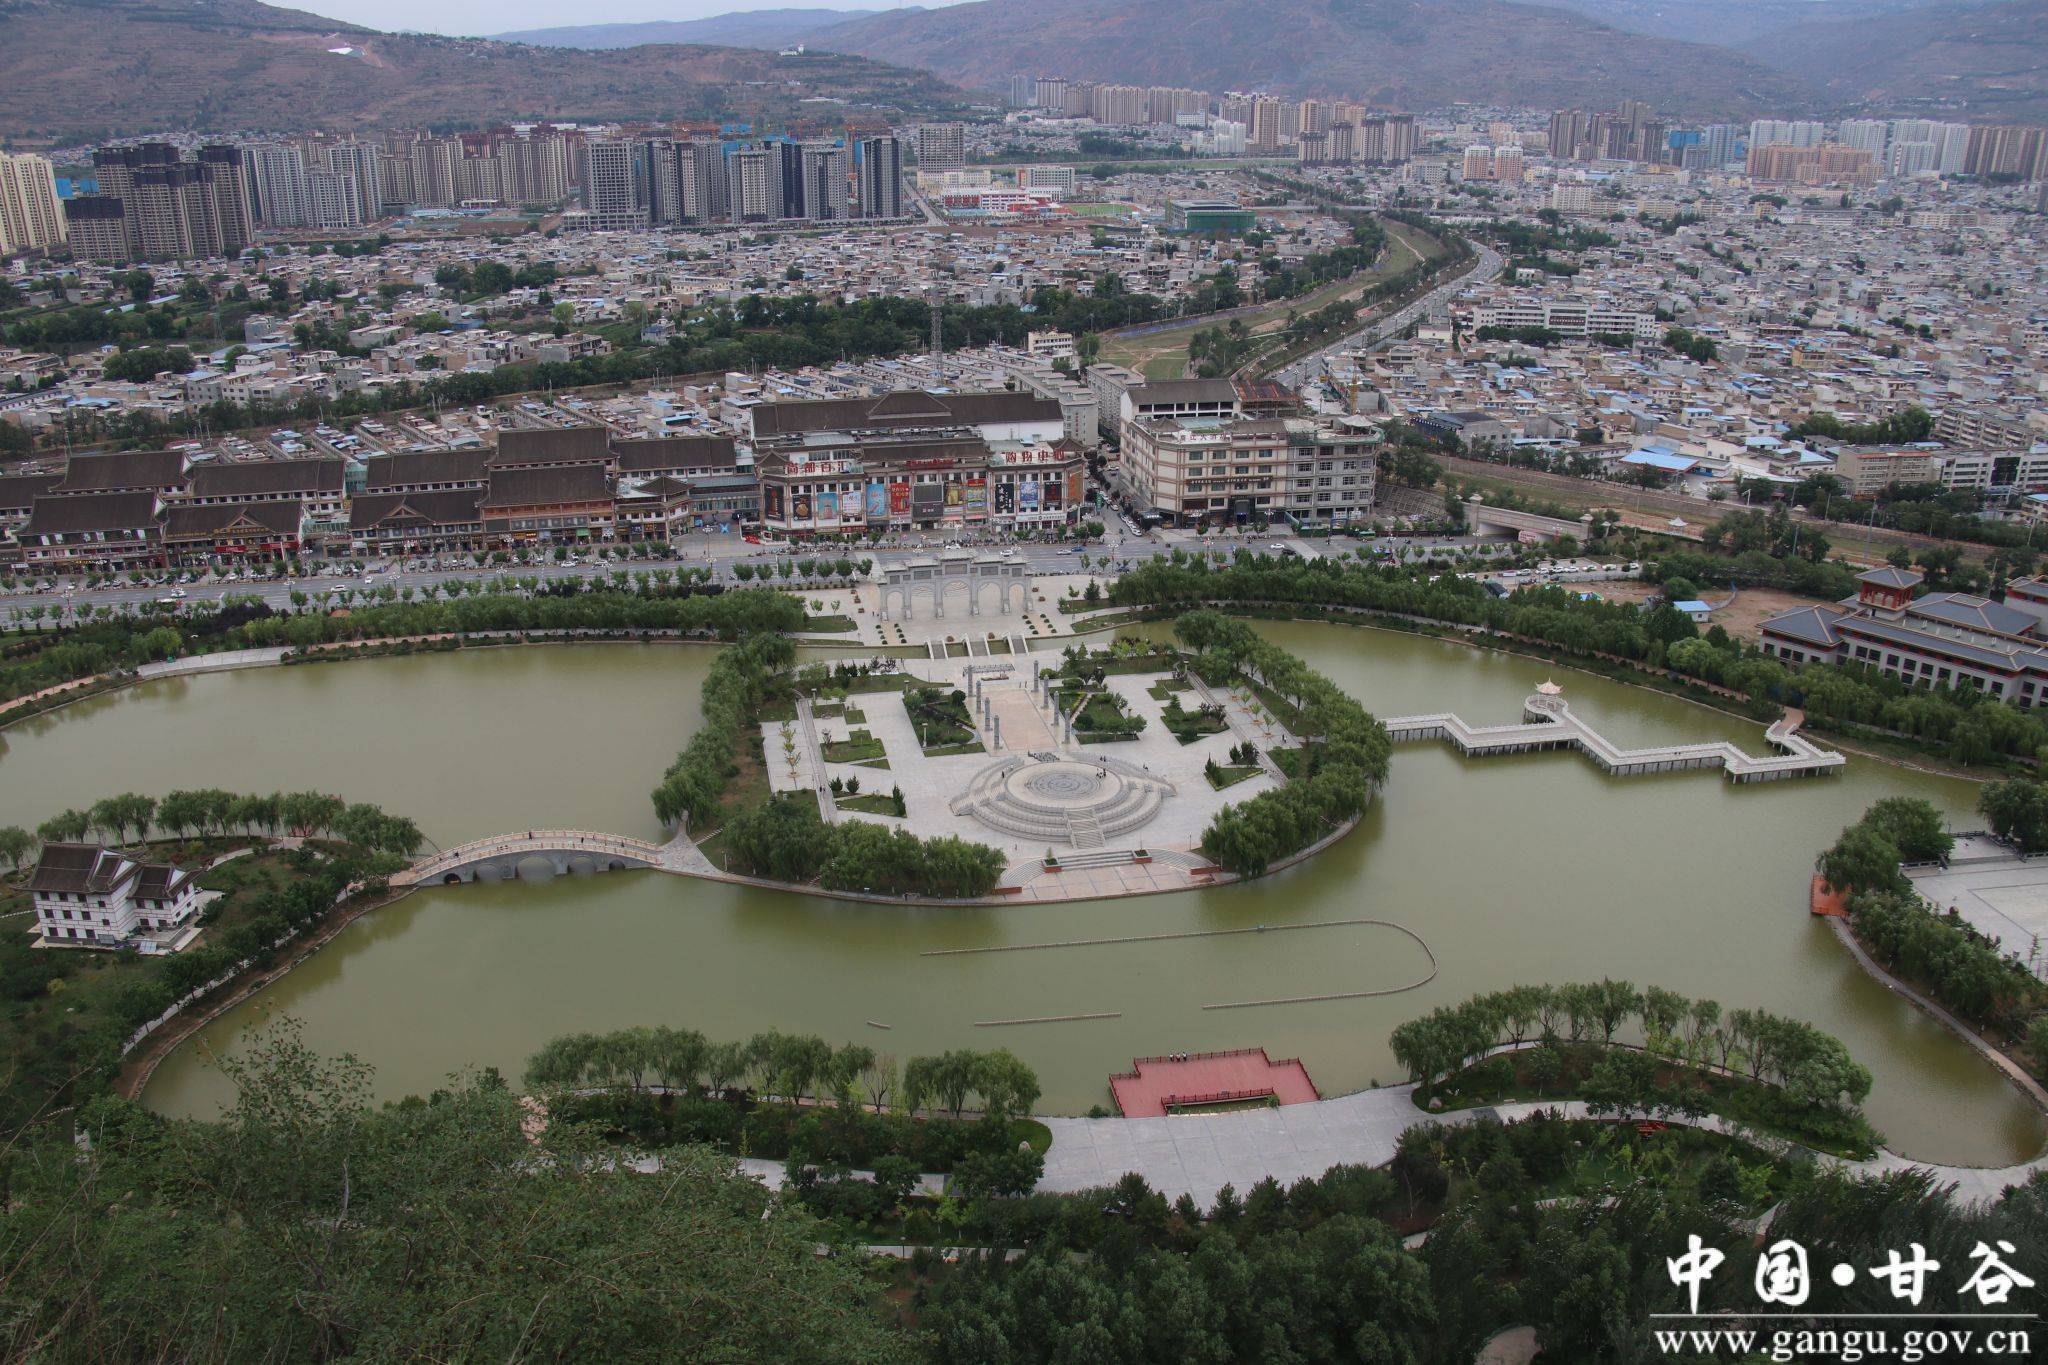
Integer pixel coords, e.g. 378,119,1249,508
1038,1085,2048,1210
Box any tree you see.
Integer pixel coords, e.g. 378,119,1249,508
975,1048,1041,1119
1860,797,1952,864
0,825,34,871
1818,823,1906,896
1980,778,2048,854
0,1023,899,1362
36,810,89,844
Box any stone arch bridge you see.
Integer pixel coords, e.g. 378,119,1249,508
394,830,669,887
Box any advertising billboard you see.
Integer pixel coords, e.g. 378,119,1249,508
1019,480,1040,511
866,482,888,520
994,481,1015,514
791,493,813,522
889,481,911,517
964,478,987,516
815,490,838,525
911,482,943,518
764,485,784,519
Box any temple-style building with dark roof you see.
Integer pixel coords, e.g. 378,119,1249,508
1761,568,2048,707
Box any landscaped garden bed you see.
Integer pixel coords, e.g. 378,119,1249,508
821,730,887,765
1162,695,1229,743
903,686,980,754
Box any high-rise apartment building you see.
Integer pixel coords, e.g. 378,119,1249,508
1748,119,1828,150
502,131,572,207
1032,77,1067,112
1837,120,1890,156
1248,100,1287,154
1548,109,1588,160
407,137,460,208
241,142,309,227
725,145,777,222
581,139,648,230
63,195,128,263
1008,75,1035,109
1964,125,2048,181
326,142,384,223
305,169,362,230
680,141,728,223
800,143,850,221
913,123,966,170
89,143,249,260
856,135,903,218
0,152,67,254
1746,142,1878,185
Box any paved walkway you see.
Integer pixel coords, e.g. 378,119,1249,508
1038,1085,2048,1210
135,647,289,680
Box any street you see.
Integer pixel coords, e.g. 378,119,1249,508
1272,242,1506,386
6,524,1521,621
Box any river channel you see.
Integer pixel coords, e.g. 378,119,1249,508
4,626,2032,1165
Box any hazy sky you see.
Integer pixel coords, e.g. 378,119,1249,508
286,0,960,39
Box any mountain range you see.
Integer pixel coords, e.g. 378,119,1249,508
493,7,885,51
503,0,2048,123
2,0,2043,141
0,0,960,140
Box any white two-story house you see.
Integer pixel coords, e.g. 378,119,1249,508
26,843,205,952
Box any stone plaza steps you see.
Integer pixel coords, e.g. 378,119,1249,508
946,751,1179,847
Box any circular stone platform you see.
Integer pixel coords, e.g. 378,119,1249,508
1017,762,1113,805
951,753,1176,845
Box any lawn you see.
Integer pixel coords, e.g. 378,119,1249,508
821,729,887,765
1205,763,1261,789
1162,696,1229,743
836,793,903,817
1058,689,1145,741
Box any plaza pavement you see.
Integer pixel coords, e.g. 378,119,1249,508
1038,1087,2048,1210
767,657,1280,868
1907,838,2048,979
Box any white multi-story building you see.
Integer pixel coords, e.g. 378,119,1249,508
1749,119,1828,150
1120,409,1377,529
1469,298,1662,340
1548,182,1593,214
1020,164,1078,195
27,842,205,951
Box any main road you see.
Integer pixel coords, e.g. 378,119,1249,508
8,524,1517,621
1270,241,1505,387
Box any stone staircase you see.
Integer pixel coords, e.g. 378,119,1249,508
948,752,1176,846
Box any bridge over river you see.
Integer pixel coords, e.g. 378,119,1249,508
394,830,678,886
1384,687,1844,783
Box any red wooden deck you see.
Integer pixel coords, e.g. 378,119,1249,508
1811,874,1848,918
1109,1048,1321,1117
